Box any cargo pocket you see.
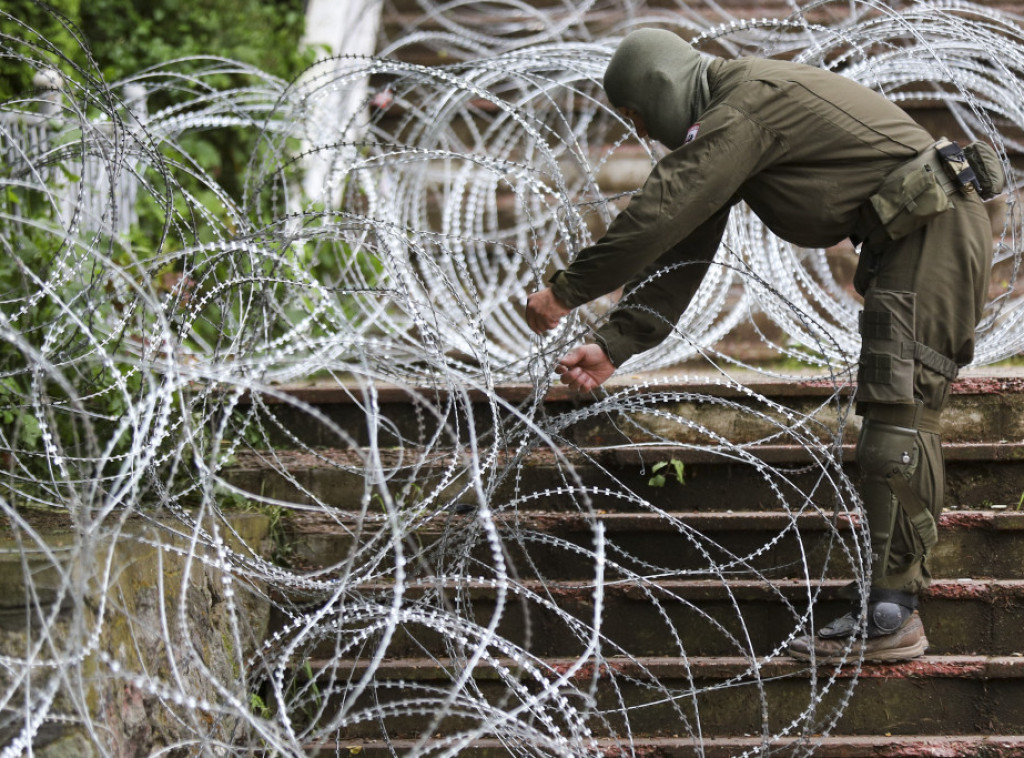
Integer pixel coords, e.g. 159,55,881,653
857,289,917,405
868,163,952,241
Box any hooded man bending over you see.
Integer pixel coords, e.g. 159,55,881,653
525,28,1001,663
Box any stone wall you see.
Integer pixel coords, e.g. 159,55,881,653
0,511,271,757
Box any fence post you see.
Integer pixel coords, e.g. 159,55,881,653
300,0,384,206
32,68,63,118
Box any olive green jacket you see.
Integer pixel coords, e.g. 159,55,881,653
550,56,935,365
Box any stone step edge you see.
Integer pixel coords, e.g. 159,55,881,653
281,508,1024,534
611,441,1024,464
239,371,1024,406
302,653,1024,681
228,440,1024,470
274,577,1024,607
310,734,1024,758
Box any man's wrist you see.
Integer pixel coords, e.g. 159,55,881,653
595,320,650,368
548,287,570,313
548,270,586,309
589,333,619,368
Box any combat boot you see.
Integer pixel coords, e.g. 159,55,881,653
787,590,928,664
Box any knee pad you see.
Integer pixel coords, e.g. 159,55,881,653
857,417,919,483
856,418,938,577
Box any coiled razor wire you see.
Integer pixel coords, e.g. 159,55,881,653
1,1,1023,755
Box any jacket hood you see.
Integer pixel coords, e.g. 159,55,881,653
602,28,711,150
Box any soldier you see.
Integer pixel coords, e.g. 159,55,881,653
525,28,1003,662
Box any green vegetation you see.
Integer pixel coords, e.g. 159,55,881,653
237,498,294,565
0,1,320,501
648,458,685,488
2,0,317,201
2,0,314,95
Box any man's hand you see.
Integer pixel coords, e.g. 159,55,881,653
556,344,615,392
525,288,571,334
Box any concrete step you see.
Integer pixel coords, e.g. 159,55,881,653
229,373,1024,510
225,440,1024,512
270,577,1024,659
283,654,1024,739
310,734,1024,757
278,508,1024,582
248,374,1024,751
238,374,1024,450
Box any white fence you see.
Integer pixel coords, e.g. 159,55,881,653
1,69,148,241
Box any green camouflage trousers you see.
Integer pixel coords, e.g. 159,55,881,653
853,190,992,595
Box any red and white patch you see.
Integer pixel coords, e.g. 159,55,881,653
684,122,701,144
371,87,394,109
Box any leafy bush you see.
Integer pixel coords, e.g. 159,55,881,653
0,0,320,502
3,0,313,95
2,0,317,199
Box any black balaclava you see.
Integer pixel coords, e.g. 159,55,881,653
602,28,712,150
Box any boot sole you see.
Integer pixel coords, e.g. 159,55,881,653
787,635,929,665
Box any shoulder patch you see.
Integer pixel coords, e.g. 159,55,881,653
684,123,701,144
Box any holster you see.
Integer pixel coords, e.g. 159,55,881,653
962,141,1007,200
